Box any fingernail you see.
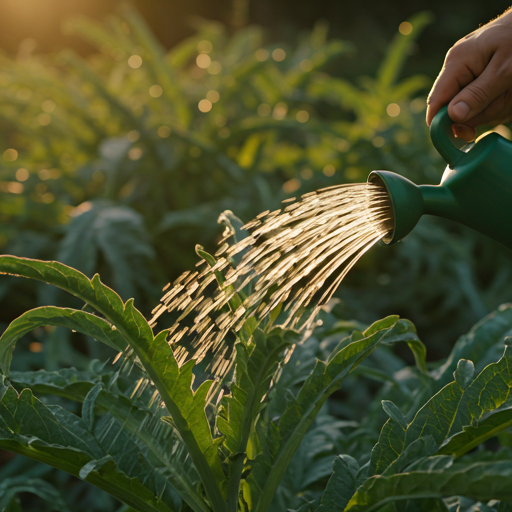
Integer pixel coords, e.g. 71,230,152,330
452,123,475,142
452,101,470,122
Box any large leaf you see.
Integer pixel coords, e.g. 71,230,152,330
0,255,226,512
370,341,512,476
433,304,512,388
8,367,208,512
246,316,399,512
57,202,155,301
0,306,127,375
216,327,295,510
346,459,512,511
0,382,179,512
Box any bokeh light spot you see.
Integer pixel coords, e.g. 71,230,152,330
296,110,309,123
3,148,18,161
399,22,413,35
206,90,220,103
283,178,301,193
255,49,269,62
410,98,425,113
16,168,29,181
7,181,23,194
149,85,163,98
127,130,140,142
272,102,287,120
300,168,313,180
386,103,401,117
336,138,350,152
29,342,43,353
323,164,335,177
272,48,286,62
372,136,385,148
158,126,171,138
128,147,143,160
39,169,50,180
198,99,213,112
196,54,212,69
42,99,56,113
128,55,143,69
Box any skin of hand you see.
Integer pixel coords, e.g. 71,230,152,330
426,8,512,142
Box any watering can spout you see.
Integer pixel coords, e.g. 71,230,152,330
368,105,512,250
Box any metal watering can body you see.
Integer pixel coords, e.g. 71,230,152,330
369,105,512,250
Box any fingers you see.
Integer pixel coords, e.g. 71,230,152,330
447,53,512,124
462,87,512,127
426,45,480,126
450,88,512,142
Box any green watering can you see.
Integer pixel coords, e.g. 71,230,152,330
369,105,512,250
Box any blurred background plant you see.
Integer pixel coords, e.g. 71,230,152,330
1,0,512,510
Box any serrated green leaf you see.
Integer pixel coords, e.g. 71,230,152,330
370,344,512,475
217,327,292,511
434,304,512,388
0,256,226,511
58,203,155,301
0,385,179,512
0,306,127,376
9,368,207,512
346,460,512,511
247,316,399,512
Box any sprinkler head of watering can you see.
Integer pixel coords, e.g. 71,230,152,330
367,105,512,250
368,170,422,244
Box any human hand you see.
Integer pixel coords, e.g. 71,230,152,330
426,8,512,141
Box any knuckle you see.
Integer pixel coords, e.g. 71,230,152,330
466,83,490,105
444,47,459,65
494,59,512,81
445,41,465,63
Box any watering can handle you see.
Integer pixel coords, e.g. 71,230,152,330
430,105,465,168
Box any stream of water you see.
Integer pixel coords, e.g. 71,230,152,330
148,181,393,384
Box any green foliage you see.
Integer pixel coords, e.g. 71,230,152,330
1,5,512,512
0,477,70,512
1,254,512,511
3,4,503,361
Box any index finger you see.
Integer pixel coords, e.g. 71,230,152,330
426,50,478,126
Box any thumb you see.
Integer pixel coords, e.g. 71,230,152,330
448,58,512,123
